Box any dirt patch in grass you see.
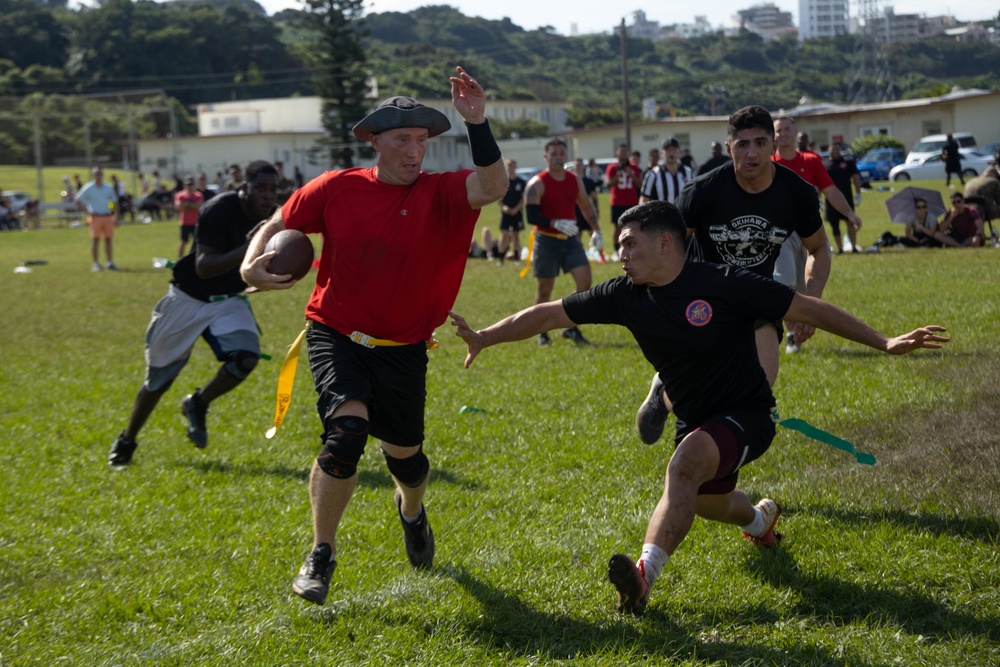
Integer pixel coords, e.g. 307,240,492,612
844,354,1000,518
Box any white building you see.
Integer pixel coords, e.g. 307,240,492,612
735,3,798,40
798,0,850,40
138,96,572,180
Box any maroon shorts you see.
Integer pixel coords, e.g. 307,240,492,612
675,409,776,495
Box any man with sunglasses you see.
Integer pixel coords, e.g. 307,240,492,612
938,192,984,247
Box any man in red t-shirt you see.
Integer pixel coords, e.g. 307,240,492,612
605,143,641,259
242,67,508,607
771,115,861,353
174,176,204,259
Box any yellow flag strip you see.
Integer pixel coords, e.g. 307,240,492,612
266,326,308,439
519,231,535,278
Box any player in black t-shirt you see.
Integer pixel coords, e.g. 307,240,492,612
449,201,947,616
824,143,862,254
107,161,279,468
634,105,832,446
497,159,527,263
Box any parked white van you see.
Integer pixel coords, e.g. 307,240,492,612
906,132,977,163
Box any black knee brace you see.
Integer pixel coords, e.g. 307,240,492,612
317,416,369,479
382,445,429,488
222,349,259,380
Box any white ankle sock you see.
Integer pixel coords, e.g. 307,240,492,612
741,507,766,536
638,543,669,588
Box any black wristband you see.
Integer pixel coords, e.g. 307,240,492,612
466,120,502,167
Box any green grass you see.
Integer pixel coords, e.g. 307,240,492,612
0,184,997,666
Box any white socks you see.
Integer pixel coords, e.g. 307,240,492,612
741,506,766,536
638,543,670,588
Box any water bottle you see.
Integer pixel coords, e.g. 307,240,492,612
152,257,170,269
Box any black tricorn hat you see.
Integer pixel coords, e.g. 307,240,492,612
353,96,451,141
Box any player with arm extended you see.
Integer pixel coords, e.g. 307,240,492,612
450,200,947,616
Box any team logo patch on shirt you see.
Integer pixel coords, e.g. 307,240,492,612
686,300,713,327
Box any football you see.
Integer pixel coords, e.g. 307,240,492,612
264,229,314,281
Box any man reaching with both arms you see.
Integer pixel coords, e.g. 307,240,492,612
450,200,947,616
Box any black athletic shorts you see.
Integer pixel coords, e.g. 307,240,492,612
500,213,524,232
180,225,196,242
306,320,428,447
674,408,776,495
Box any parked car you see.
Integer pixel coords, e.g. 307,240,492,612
1,190,32,213
980,140,1000,159
905,132,977,164
855,148,906,183
514,167,541,182
888,152,995,181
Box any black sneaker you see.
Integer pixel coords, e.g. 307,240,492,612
108,432,137,468
537,332,551,347
561,326,590,345
181,391,208,448
395,489,434,569
635,374,669,444
292,543,336,605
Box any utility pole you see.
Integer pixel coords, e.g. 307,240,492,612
620,18,631,150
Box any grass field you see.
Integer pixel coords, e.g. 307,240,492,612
0,184,998,666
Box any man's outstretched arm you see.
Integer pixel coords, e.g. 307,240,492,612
783,293,948,354
450,302,576,368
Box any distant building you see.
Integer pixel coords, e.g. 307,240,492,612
139,96,572,178
626,11,662,41
735,3,797,40
799,0,850,40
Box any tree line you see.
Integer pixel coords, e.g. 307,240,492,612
2,0,998,164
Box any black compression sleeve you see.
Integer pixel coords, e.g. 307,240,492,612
526,204,549,227
465,120,502,167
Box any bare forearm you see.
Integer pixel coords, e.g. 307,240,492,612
824,186,855,219
803,247,831,299
785,294,888,351
478,303,575,348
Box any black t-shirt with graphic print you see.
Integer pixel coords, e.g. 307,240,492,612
563,263,794,426
678,162,822,277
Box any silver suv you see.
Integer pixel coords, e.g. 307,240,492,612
906,132,977,163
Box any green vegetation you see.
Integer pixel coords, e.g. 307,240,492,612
849,134,906,159
0,182,997,665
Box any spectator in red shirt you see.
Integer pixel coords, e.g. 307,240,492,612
174,176,205,259
605,144,641,259
771,116,861,353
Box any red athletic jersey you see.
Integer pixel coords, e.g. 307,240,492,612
537,169,579,227
606,162,641,206
281,167,479,343
771,150,833,191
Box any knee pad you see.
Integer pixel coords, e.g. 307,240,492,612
317,416,369,479
382,446,429,488
222,349,259,380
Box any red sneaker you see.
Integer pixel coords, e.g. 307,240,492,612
742,498,782,548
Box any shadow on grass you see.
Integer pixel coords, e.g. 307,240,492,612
443,564,890,666
747,548,999,643
179,461,481,491
809,505,999,545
